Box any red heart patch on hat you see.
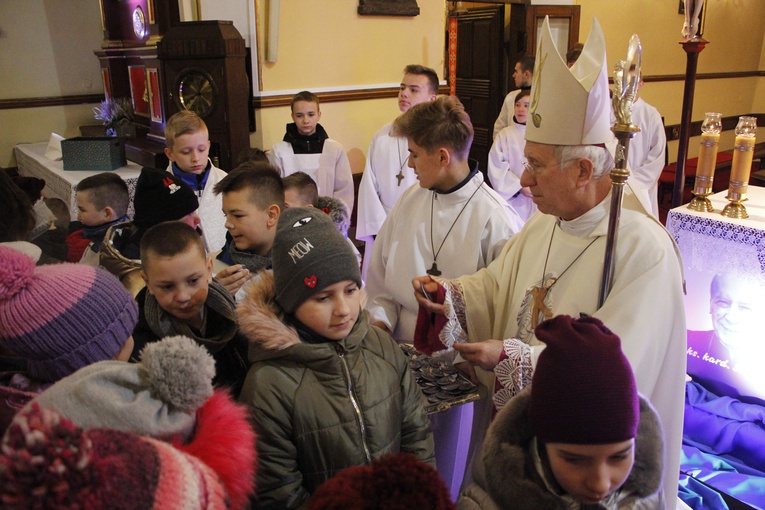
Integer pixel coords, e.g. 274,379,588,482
304,276,317,288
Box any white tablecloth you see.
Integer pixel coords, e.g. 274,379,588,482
14,142,143,221
667,187,765,278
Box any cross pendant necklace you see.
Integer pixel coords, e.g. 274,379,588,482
427,262,441,276
396,137,409,187
427,183,483,277
531,222,600,326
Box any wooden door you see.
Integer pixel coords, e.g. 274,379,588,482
454,5,505,181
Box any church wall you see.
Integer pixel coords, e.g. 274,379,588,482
250,1,447,173
579,0,765,161
0,0,104,166
1,1,764,169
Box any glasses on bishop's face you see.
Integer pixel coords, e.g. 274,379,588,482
522,158,574,177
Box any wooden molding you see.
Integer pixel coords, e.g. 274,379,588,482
0,94,103,111
1,70,761,112
644,70,762,84
664,112,765,142
253,83,451,109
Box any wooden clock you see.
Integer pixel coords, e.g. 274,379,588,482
157,21,250,171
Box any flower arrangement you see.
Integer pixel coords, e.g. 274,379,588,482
93,98,135,137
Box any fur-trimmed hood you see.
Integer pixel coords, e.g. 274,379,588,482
236,270,301,356
458,388,664,510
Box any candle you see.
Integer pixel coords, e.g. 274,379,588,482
728,116,757,200
694,132,720,193
729,135,754,198
692,112,722,196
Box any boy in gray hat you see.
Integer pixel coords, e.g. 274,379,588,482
236,206,434,509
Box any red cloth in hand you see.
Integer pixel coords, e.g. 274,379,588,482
66,229,91,262
413,282,448,355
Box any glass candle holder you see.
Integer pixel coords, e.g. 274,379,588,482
688,112,722,212
722,116,757,219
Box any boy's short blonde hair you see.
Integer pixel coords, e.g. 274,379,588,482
213,162,285,211
290,91,320,112
164,110,208,151
393,95,474,160
140,221,206,271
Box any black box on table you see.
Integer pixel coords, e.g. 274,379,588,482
62,137,126,171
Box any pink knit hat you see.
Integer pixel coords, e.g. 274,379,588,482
529,315,639,445
0,246,137,382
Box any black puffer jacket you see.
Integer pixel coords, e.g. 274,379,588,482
237,272,434,509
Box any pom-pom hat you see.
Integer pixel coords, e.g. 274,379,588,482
272,206,361,314
0,404,243,510
529,315,639,445
0,246,138,382
525,17,612,146
132,167,199,229
31,335,216,439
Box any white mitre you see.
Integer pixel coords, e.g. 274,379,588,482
526,17,612,146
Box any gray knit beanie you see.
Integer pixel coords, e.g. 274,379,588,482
30,335,215,440
272,207,361,313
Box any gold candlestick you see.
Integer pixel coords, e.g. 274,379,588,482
722,116,757,219
688,112,722,212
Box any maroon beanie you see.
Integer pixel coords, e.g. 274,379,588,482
529,315,639,445
308,453,454,510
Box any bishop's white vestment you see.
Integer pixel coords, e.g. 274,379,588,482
434,187,686,507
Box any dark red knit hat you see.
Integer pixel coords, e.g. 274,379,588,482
529,315,639,445
308,453,455,510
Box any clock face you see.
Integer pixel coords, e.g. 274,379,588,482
178,71,216,117
132,6,147,39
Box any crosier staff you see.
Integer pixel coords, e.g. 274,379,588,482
599,35,642,307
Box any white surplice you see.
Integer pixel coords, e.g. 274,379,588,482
612,97,666,217
269,139,354,212
487,120,537,222
365,170,523,343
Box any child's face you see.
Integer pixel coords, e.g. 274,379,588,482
514,95,530,124
291,101,321,136
142,247,213,324
165,129,211,175
75,190,111,227
222,189,277,255
294,280,361,340
178,211,202,230
545,439,635,505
